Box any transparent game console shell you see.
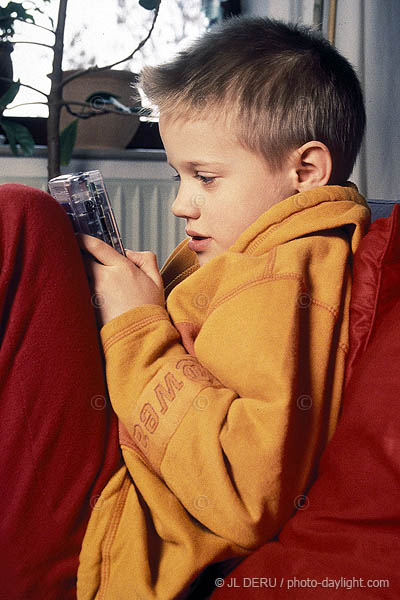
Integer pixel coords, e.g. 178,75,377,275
48,170,125,256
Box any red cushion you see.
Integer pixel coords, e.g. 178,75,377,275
211,204,400,599
345,204,400,386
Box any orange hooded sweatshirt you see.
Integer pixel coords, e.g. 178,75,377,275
77,184,370,600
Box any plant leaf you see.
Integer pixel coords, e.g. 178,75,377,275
139,0,159,10
0,3,35,38
0,80,20,109
13,121,35,155
1,119,35,155
0,119,18,155
60,119,78,166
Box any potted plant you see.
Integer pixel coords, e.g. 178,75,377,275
0,0,160,177
59,69,141,151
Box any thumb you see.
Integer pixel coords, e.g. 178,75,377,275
126,250,163,288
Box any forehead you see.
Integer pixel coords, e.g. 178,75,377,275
159,112,242,161
159,113,278,180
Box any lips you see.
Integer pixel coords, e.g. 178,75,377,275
186,229,207,239
186,230,211,252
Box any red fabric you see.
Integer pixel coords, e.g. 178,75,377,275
0,184,122,600
211,205,400,599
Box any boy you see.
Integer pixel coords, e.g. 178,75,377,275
77,17,370,600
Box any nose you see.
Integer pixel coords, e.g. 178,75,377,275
171,185,202,220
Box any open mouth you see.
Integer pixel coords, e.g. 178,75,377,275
187,235,211,252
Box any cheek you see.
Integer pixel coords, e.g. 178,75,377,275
219,208,254,247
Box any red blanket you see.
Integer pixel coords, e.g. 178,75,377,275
0,184,122,600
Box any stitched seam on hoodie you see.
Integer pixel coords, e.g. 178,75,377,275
103,314,170,353
161,238,192,272
263,246,277,277
245,199,347,255
310,297,339,318
164,264,199,295
208,273,301,313
120,443,159,475
207,274,339,319
98,474,131,600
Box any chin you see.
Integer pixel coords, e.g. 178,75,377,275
197,250,222,267
196,254,208,267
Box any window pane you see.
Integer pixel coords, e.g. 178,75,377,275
6,0,208,117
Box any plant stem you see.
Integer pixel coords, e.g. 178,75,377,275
62,100,143,119
0,77,48,97
14,17,55,34
11,41,53,49
47,0,68,180
3,101,48,110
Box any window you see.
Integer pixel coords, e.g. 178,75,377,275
6,0,211,118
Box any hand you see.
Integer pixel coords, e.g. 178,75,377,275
77,234,165,327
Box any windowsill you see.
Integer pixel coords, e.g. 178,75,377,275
0,144,172,180
0,145,167,161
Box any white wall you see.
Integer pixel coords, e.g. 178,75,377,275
241,0,400,200
335,0,400,200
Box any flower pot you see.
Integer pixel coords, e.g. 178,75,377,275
60,69,140,149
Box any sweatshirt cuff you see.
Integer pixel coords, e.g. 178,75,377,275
100,304,170,353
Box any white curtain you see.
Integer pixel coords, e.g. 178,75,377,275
242,0,316,23
241,0,400,200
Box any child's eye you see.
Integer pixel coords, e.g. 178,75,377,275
194,174,215,185
170,172,215,185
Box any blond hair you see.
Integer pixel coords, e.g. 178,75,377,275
138,17,365,184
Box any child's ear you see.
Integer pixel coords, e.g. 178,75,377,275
289,141,332,191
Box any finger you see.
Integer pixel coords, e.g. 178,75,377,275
126,250,163,288
76,233,123,266
80,251,99,282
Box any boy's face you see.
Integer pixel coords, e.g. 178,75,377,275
159,114,296,266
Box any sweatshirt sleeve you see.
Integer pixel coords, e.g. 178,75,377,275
100,273,345,550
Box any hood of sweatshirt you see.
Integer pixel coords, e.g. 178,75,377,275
162,183,371,300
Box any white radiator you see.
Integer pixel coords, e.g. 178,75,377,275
105,178,185,268
0,151,186,268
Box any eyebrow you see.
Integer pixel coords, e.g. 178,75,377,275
168,160,225,170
